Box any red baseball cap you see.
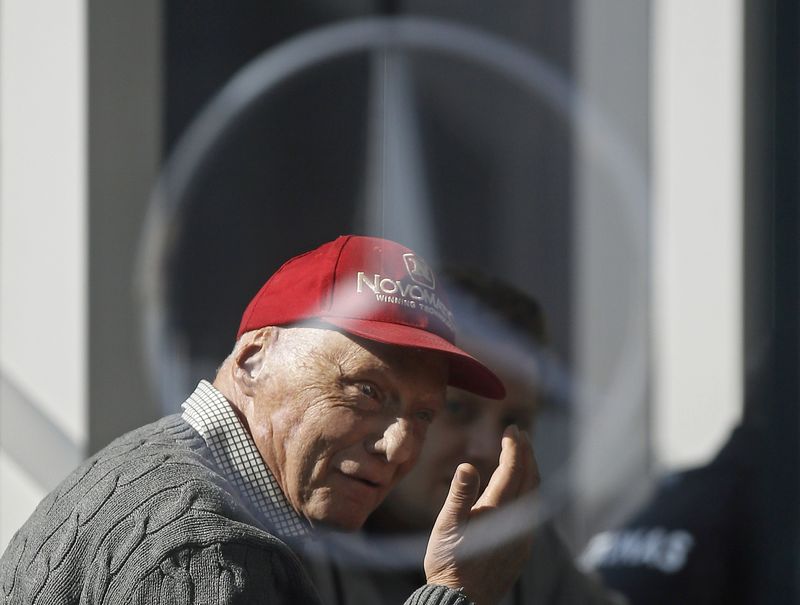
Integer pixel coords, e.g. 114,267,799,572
238,235,505,399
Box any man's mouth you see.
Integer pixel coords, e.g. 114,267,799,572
339,471,383,489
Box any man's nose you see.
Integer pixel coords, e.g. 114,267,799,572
372,418,418,465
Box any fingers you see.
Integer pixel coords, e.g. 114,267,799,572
474,425,522,509
474,425,535,510
431,463,481,535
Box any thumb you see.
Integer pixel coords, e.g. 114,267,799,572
432,463,480,535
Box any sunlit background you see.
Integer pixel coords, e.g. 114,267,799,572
1,1,797,602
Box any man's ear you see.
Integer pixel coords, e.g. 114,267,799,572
234,327,278,396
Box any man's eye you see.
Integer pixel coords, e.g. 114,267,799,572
414,409,435,423
358,383,379,399
443,400,478,424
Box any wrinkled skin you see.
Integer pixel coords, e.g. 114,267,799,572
215,325,448,530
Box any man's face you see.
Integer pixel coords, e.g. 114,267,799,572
244,327,448,531
379,352,538,530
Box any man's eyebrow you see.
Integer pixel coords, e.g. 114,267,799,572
340,364,394,384
334,350,391,374
339,361,404,399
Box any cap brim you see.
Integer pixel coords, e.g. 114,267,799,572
317,316,506,400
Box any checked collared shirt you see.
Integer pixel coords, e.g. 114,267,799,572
181,380,309,539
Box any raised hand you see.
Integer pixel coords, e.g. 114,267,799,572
423,425,539,605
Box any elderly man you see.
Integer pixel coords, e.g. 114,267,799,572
0,235,536,605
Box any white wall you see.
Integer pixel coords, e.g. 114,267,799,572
0,0,88,447
651,0,744,470
0,0,87,552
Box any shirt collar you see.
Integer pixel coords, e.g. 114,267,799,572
181,380,310,539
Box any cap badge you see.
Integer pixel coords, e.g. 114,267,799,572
403,253,436,289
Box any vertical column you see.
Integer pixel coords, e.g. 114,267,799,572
87,0,161,453
0,0,87,549
572,0,651,545
651,0,744,468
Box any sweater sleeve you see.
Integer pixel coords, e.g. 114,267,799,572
124,541,323,605
404,584,474,605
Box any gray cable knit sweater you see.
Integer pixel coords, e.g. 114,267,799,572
0,416,469,605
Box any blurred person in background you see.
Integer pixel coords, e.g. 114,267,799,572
315,270,626,605
581,421,761,605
